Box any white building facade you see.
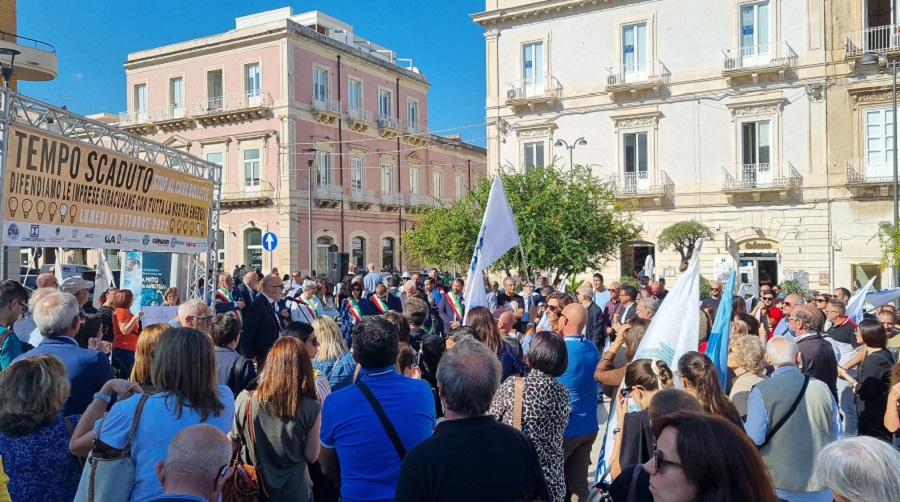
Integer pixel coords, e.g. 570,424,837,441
474,0,894,294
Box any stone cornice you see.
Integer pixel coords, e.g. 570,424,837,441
725,97,786,118
472,0,626,27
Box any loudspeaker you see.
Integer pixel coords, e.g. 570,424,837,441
328,252,349,284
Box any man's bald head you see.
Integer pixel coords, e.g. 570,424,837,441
261,274,281,301
561,303,587,335
36,273,58,289
497,311,515,333
156,424,232,499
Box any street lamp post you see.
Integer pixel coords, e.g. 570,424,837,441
861,52,900,288
303,149,317,276
554,137,587,171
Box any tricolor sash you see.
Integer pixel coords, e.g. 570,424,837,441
345,297,363,322
371,295,390,313
298,297,318,321
217,287,243,322
446,292,463,321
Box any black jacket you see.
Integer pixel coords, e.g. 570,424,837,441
239,295,282,365
585,301,606,348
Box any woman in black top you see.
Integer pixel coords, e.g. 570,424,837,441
95,287,117,343
840,319,896,442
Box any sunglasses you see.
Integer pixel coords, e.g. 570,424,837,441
762,297,774,301
654,448,683,473
815,298,827,303
547,305,561,312
307,336,320,346
781,302,792,308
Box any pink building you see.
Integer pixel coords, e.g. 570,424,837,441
117,7,486,276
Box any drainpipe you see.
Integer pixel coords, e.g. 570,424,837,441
396,76,402,272
337,55,345,253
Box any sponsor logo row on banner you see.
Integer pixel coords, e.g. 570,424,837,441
3,222,207,254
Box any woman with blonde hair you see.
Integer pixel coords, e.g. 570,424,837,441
594,318,651,398
69,328,233,501
0,355,84,501
231,337,321,501
162,287,181,306
678,351,743,427
130,323,171,393
727,334,769,418
467,306,525,382
312,317,356,392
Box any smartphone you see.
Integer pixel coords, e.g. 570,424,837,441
621,388,631,400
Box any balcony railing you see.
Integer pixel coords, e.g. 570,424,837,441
846,24,900,57
606,61,671,91
505,75,562,106
406,122,428,135
118,109,158,126
613,170,674,197
380,192,404,207
312,97,341,115
314,183,344,201
407,193,436,207
721,162,802,191
194,90,273,114
846,157,896,184
0,29,58,82
347,107,373,122
377,116,402,130
722,41,797,73
350,188,378,205
157,103,190,121
221,182,275,203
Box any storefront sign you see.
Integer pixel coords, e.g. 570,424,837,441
739,239,779,251
2,125,212,253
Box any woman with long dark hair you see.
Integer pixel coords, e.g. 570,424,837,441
231,337,321,501
466,306,524,382
283,321,331,403
677,351,742,427
838,319,896,442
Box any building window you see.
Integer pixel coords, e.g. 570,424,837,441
409,167,420,194
169,77,184,118
348,79,362,111
207,70,223,110
622,23,648,81
521,41,544,97
523,141,544,171
352,236,366,268
245,228,262,271
741,120,772,185
206,152,224,184
313,67,328,102
245,63,261,104
623,132,649,192
351,157,363,191
407,100,419,131
852,263,881,290
216,230,226,268
864,107,894,178
316,151,333,186
433,171,443,197
455,174,465,199
740,2,770,62
316,236,333,278
381,163,393,193
379,89,392,119
134,83,148,121
243,149,260,187
382,237,395,271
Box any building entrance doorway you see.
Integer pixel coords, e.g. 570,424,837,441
739,252,778,297
621,241,655,280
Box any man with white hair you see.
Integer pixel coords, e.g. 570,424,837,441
12,287,57,348
35,272,59,290
237,271,259,305
213,272,245,320
636,297,658,320
155,424,234,502
15,291,113,415
576,284,606,349
178,300,214,333
744,336,840,502
290,280,319,324
399,279,417,307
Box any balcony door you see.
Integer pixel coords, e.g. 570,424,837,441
622,23,648,83
245,63,261,106
522,41,544,98
623,132,650,192
134,83,148,123
739,2,770,67
864,108,895,179
208,70,224,111
170,77,184,119
741,121,772,186
864,0,898,51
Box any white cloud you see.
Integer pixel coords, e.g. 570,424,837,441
70,73,83,81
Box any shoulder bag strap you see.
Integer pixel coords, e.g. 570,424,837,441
245,391,256,460
64,416,85,468
122,394,150,453
512,376,524,431
761,375,809,447
357,380,406,460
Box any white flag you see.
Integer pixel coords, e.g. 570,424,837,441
97,249,116,288
463,174,521,319
848,276,877,323
596,241,703,481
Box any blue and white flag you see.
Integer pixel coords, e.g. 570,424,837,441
865,287,900,310
463,174,521,319
848,276,877,323
596,241,703,482
706,269,736,388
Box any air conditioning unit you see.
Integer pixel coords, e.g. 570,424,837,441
724,57,737,70
507,89,518,99
607,74,620,85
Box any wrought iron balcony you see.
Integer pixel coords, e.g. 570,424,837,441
845,24,900,58
314,183,343,208
347,107,373,132
504,75,562,111
193,90,272,126
407,193,436,207
605,61,670,99
721,41,796,84
380,192,404,210
221,182,274,208
403,122,429,146
377,116,402,139
349,188,378,208
613,171,674,206
312,98,341,125
721,162,802,202
846,157,898,197
155,104,193,131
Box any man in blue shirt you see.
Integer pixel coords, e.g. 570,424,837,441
15,291,114,415
557,303,600,501
363,263,384,296
319,316,435,502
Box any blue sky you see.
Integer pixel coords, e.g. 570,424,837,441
18,1,488,145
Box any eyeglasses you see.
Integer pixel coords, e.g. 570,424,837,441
710,288,722,292
815,298,827,303
762,297,774,301
787,317,799,322
194,315,214,322
307,336,320,346
547,305,561,312
654,448,683,473
609,288,618,292
781,302,792,308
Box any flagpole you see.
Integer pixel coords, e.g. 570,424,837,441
518,243,530,286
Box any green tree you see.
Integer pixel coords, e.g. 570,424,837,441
657,221,715,272
401,166,642,281
879,222,899,272
780,279,806,297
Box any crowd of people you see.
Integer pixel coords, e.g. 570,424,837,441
0,265,899,502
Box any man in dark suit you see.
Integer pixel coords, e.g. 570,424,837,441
236,271,259,306
618,284,639,325
577,284,606,349
16,290,114,415
239,275,284,368
439,278,466,332
361,283,403,315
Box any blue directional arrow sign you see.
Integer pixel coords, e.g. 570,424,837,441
262,232,278,252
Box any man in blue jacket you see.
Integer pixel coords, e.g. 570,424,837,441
16,291,114,415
